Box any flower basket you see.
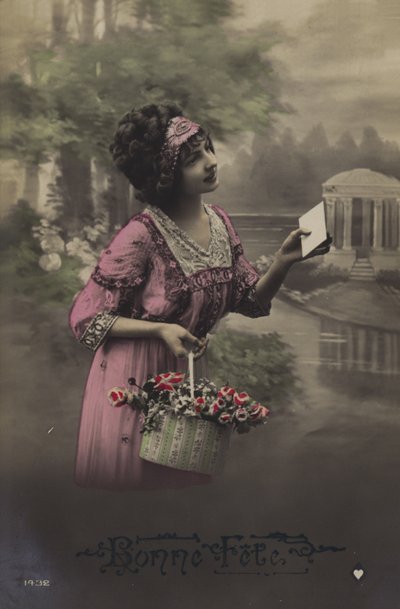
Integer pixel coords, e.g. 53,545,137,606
139,411,231,474
107,352,270,474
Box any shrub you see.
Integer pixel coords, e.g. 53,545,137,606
207,329,298,408
376,269,400,290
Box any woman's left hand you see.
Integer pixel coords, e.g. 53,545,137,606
277,229,332,265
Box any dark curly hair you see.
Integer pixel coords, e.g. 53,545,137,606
110,102,213,208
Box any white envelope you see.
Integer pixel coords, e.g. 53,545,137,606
298,201,327,258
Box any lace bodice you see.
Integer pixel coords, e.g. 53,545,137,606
144,203,232,275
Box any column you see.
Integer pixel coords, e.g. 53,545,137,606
325,197,336,249
342,197,353,250
373,199,383,250
397,199,400,251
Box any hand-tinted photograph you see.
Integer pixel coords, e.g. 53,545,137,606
1,1,399,608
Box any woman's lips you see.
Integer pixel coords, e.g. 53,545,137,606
204,170,217,183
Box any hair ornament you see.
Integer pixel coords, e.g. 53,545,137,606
161,116,201,172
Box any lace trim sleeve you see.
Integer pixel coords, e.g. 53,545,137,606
79,312,119,352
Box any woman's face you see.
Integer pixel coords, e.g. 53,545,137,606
177,136,219,196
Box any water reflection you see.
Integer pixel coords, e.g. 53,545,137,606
316,317,400,400
318,318,400,375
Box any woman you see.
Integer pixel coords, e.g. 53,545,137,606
69,102,330,491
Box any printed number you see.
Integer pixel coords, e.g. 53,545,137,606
24,580,51,586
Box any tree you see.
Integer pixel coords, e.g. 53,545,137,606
1,0,286,225
359,126,385,173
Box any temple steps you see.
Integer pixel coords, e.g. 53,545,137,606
349,258,376,282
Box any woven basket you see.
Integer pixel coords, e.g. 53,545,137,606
139,352,231,474
139,411,231,474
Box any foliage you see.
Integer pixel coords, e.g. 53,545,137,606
0,3,284,165
282,262,349,293
207,329,298,408
0,74,76,164
218,124,400,212
0,241,82,306
0,199,41,250
0,199,108,306
253,255,349,293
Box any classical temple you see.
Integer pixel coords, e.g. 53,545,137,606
322,168,400,272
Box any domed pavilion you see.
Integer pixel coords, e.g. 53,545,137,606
323,168,400,272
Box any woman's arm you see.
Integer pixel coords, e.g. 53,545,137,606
254,228,331,309
109,318,206,360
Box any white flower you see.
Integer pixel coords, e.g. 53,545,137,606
78,266,94,284
40,235,65,254
78,251,97,267
65,238,96,265
83,226,101,242
39,253,62,272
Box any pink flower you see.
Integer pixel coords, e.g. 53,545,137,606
235,408,249,422
154,372,185,386
218,386,235,401
248,403,270,421
248,404,262,420
154,382,175,392
234,391,251,406
107,387,129,408
218,412,232,425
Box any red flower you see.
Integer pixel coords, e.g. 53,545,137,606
194,396,208,413
234,391,251,406
211,398,225,414
155,382,175,392
218,412,232,425
107,387,129,408
235,407,249,422
154,371,185,387
218,386,235,401
248,404,262,420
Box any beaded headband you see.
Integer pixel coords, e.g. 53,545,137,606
161,116,201,172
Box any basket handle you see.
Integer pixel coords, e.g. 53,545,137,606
188,350,195,400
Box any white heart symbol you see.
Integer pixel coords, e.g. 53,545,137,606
353,569,364,580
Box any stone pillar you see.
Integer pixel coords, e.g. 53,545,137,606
346,325,354,371
373,199,383,250
342,197,353,250
357,327,367,372
397,199,400,251
370,329,379,373
325,197,336,249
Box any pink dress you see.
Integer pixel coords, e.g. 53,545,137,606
69,203,270,490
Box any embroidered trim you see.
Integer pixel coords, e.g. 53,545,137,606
139,213,191,316
235,284,271,318
189,266,233,291
91,267,147,290
194,282,225,338
79,312,119,351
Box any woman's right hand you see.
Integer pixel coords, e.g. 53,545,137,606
158,323,202,359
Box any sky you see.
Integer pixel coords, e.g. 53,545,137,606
233,0,322,28
230,0,400,146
